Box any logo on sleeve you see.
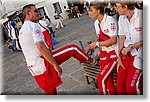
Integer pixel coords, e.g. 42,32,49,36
110,23,116,32
35,30,40,35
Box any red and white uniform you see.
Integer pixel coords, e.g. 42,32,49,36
19,20,91,95
117,9,143,95
39,20,53,49
94,14,118,95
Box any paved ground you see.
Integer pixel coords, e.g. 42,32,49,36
1,13,100,95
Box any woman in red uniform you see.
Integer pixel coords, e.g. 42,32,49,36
88,2,118,95
116,1,143,95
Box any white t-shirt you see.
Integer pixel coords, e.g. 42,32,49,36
44,18,52,28
19,20,44,66
94,14,118,52
118,9,143,69
39,20,47,32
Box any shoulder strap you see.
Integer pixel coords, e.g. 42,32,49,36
98,23,110,41
38,22,49,32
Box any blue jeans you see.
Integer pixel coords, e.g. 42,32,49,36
49,27,55,38
12,39,17,50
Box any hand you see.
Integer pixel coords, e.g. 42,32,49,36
53,65,62,76
117,55,125,73
88,42,97,50
121,47,131,56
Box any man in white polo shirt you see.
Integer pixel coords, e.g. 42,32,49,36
116,0,143,95
19,4,93,95
88,2,118,95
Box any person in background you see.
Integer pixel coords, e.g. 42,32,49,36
54,10,64,30
39,16,53,50
44,15,56,39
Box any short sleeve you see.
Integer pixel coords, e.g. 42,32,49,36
94,19,100,37
32,23,44,43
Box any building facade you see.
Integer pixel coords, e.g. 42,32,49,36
0,0,69,24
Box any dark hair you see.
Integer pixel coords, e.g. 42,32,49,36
89,2,105,14
116,0,135,10
22,4,35,20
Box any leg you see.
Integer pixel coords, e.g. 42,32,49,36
97,60,117,95
55,20,59,29
59,19,63,28
45,88,57,95
106,73,117,95
49,27,55,38
12,39,17,50
116,55,131,95
126,66,143,95
52,44,92,65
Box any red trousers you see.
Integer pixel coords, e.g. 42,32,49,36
97,50,117,95
33,44,90,95
42,30,53,49
117,53,143,95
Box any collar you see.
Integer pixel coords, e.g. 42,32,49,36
132,8,139,19
97,14,107,24
101,14,107,23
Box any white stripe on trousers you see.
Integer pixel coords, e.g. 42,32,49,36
136,72,143,95
53,47,88,60
102,61,116,95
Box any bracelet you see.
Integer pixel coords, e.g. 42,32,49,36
96,41,100,47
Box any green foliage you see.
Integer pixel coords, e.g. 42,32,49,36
65,9,72,18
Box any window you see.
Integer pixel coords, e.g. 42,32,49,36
37,7,46,16
53,2,62,14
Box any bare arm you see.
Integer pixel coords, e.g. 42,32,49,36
88,36,117,50
36,42,62,76
118,35,126,52
130,41,143,49
122,41,143,56
98,36,117,47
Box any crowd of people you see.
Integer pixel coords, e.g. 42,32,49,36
2,0,143,95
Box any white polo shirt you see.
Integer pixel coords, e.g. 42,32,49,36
94,14,118,52
118,9,143,69
19,20,45,65
118,9,142,54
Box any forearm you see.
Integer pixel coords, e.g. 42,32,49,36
118,35,125,51
98,37,117,47
130,41,143,49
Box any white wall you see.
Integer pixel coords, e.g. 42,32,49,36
1,0,69,24
39,0,69,23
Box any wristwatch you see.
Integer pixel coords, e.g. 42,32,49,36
96,41,100,47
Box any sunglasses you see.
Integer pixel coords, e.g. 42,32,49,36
33,10,39,13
